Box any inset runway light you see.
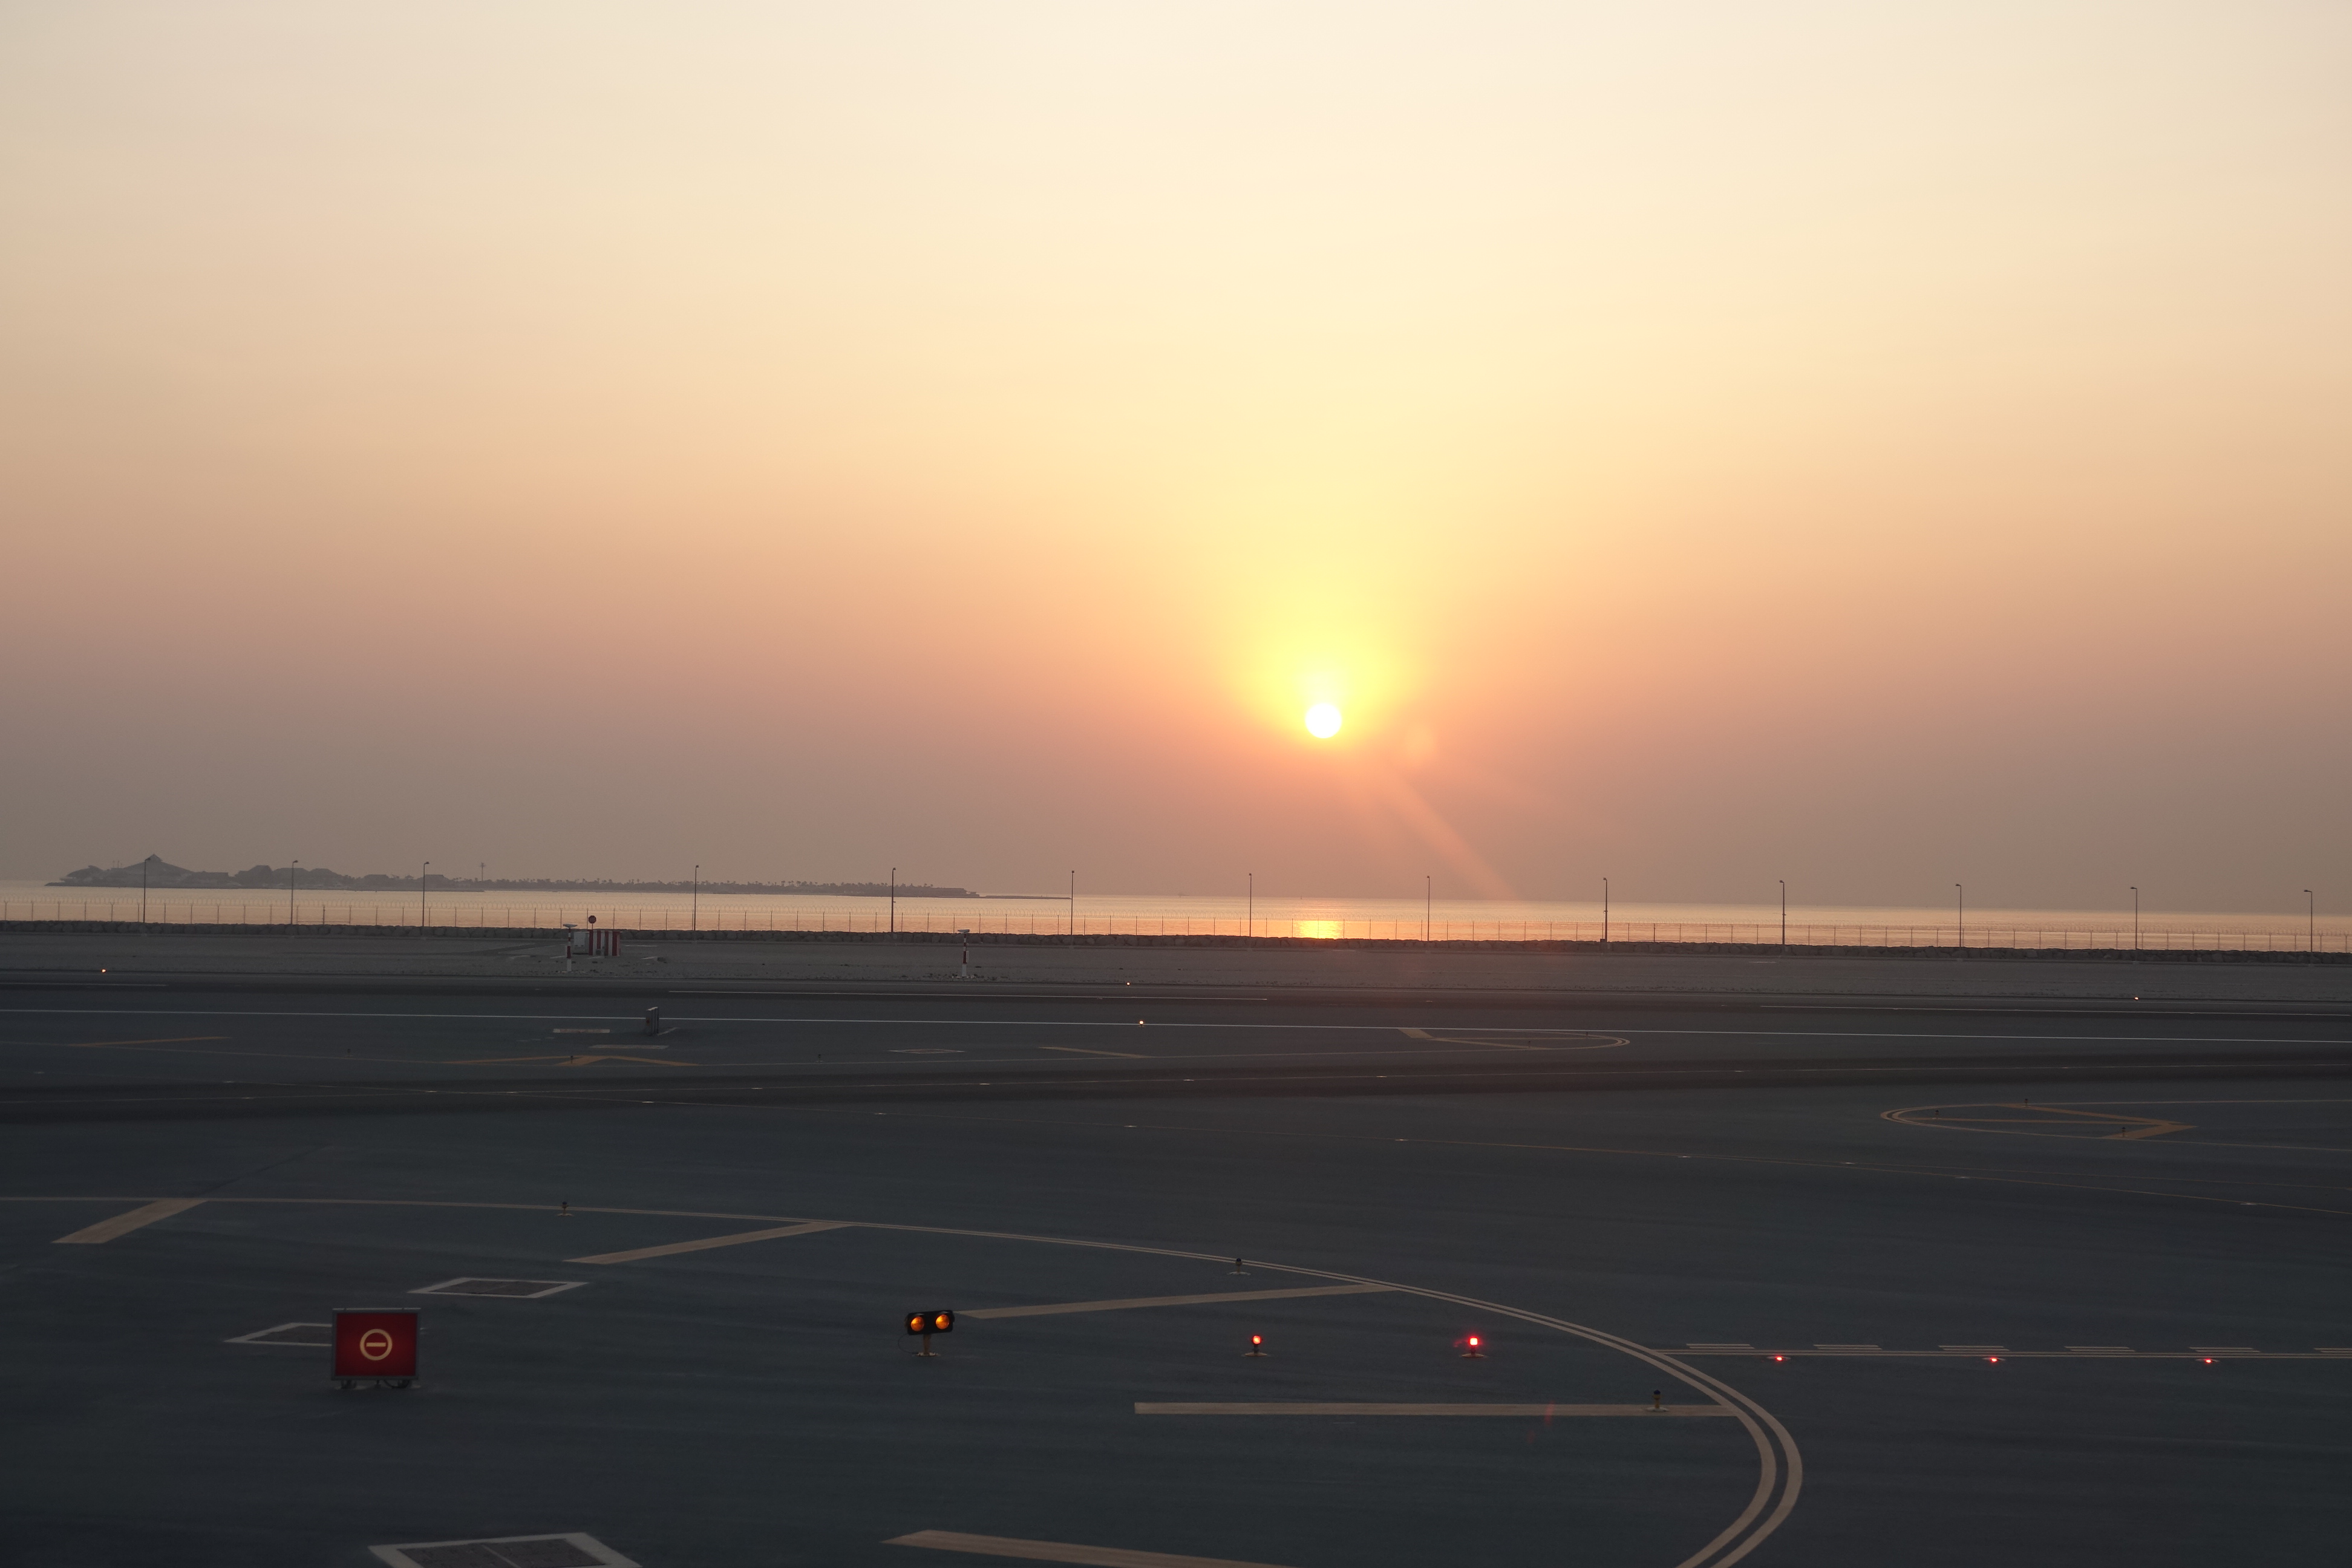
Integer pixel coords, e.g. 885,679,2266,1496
1772,1354,1786,1362
1988,1357,2001,1364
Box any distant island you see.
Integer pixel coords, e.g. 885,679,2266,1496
49,858,1004,898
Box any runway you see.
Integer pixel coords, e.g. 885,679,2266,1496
1,973,2347,1566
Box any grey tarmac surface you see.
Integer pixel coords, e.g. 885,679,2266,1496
2,950,2348,1568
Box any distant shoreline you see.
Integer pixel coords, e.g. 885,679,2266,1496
45,860,1004,899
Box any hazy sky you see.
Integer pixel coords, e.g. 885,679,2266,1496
5,2,2347,909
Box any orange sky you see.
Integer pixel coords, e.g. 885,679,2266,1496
5,2,2348,907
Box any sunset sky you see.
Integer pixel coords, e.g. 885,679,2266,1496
5,2,2347,909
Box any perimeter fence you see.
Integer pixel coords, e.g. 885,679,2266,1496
4,897,2345,955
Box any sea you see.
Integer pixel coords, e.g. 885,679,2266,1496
0,880,2337,952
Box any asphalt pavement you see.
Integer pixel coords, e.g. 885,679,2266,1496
2,968,2347,1567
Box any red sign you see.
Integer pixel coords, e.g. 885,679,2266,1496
333,1308,419,1382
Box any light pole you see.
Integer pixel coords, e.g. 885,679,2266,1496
1247,872,1253,941
1602,877,1609,947
1779,879,1786,951
420,861,430,932
289,860,299,928
691,864,699,932
2308,889,2316,954
1954,883,1963,956
1425,874,1431,942
1068,871,1076,939
141,853,155,926
2131,886,2138,952
890,867,897,935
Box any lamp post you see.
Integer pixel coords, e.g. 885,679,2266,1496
1954,883,1963,957
289,860,299,928
1247,872,1253,941
1602,877,1609,947
2131,886,2138,952
420,861,429,932
691,864,699,933
1068,871,1076,939
890,867,897,935
141,853,155,926
2308,889,2316,954
1424,874,1431,942
1779,879,1786,952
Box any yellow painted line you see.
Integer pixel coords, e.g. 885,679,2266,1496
570,1220,848,1265
53,1197,204,1244
65,1036,229,1049
888,1530,1293,1567
963,1284,1392,1320
1135,1402,1734,1417
1037,1045,1148,1059
1399,1028,1433,1039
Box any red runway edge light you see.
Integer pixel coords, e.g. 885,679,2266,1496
333,1308,419,1387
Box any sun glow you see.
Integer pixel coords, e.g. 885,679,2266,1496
1304,703,1343,739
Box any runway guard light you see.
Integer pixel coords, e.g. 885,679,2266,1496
1461,1335,1486,1359
1246,1333,1266,1357
907,1309,954,1356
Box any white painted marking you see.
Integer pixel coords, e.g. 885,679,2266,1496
53,1197,203,1244
888,1530,1292,1567
1939,1345,2007,1351
1814,1344,1881,1351
224,1321,330,1345
570,1220,848,1265
2066,1345,2135,1353
963,1284,1392,1319
1039,1045,1148,1059
1135,1402,1734,1417
371,1533,638,1568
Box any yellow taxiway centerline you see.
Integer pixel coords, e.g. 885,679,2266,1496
889,1530,1293,1568
963,1284,1392,1320
569,1220,848,1264
53,1197,205,1244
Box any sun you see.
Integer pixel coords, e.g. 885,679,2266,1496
1304,702,1343,739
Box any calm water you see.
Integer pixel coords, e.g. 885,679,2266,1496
2,879,2337,949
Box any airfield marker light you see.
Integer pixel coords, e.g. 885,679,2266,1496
1988,1357,2000,1364
907,1308,955,1357
1246,1334,1266,1357
2204,1357,2214,1365
1231,1258,1247,1275
1462,1335,1486,1359
1772,1354,1786,1362
1651,1389,1664,1412
559,1201,570,1218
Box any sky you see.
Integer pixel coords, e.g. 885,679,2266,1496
4,1,2348,910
